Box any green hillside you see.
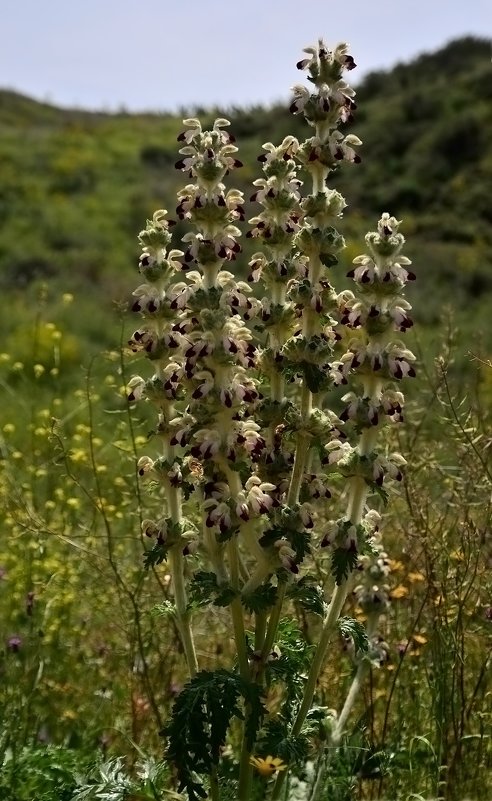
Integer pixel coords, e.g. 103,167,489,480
0,35,491,353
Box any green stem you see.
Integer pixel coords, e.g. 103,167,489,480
241,560,272,596
229,531,254,801
285,241,318,509
237,736,254,801
255,610,267,651
209,765,220,801
310,617,380,801
358,425,380,457
259,582,287,665
240,518,267,563
238,551,251,584
272,463,369,800
168,547,198,677
163,435,198,678
227,538,250,680
270,584,350,801
346,475,367,523
290,473,368,731
297,583,351,736
332,660,369,747
287,429,310,507
271,371,284,403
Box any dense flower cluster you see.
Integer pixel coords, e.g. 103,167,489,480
127,38,416,606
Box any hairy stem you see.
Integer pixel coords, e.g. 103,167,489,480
241,560,272,596
160,401,198,678
228,529,254,801
227,537,250,680
168,547,198,677
331,614,379,745
260,582,287,665
270,583,350,801
273,457,370,799
255,610,267,652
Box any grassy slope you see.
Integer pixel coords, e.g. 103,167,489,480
0,36,490,354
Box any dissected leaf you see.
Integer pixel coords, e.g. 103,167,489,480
287,575,325,616
331,546,359,584
338,616,369,654
242,583,278,613
163,669,265,801
189,571,237,609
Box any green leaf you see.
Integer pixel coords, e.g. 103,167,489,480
287,576,325,616
258,525,311,562
289,528,312,561
266,620,314,711
372,483,390,505
259,719,309,765
242,583,278,613
319,252,338,268
331,546,359,585
241,681,267,750
258,527,283,548
338,617,369,654
163,669,265,801
151,600,175,618
189,571,237,609
143,541,169,569
302,362,327,393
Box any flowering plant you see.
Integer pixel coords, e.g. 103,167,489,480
126,38,415,801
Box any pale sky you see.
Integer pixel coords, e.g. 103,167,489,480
1,0,491,112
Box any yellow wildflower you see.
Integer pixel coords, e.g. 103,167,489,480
390,584,409,599
408,571,425,583
250,755,287,777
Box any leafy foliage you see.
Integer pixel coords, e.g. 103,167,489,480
338,617,369,655
143,540,169,569
259,526,311,562
72,758,133,801
287,575,326,616
151,600,176,618
258,719,309,766
242,583,278,613
72,756,173,801
267,620,314,713
330,546,360,585
163,669,265,801
188,571,237,608
0,745,93,801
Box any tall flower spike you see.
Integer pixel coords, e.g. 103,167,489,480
270,48,416,801
122,39,417,801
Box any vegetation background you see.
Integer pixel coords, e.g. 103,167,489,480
0,36,491,800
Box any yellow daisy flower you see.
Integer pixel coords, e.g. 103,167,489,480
249,755,287,777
